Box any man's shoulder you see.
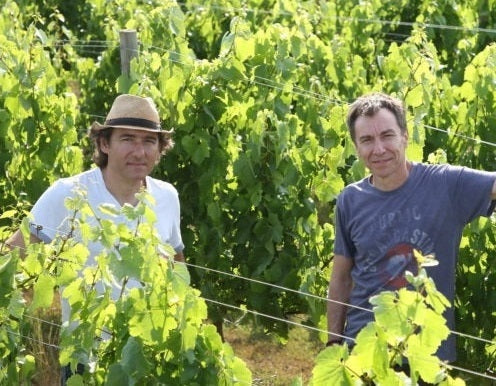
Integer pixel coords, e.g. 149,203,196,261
146,176,178,196
340,176,370,195
412,162,466,181
53,168,100,188
41,169,103,201
337,177,371,207
414,162,450,172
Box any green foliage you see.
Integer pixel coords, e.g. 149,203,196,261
311,251,464,385
0,1,83,215
456,217,496,380
0,192,252,384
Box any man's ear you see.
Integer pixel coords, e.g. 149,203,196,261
351,137,359,153
99,137,110,154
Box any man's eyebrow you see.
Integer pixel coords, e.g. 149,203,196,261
143,134,159,141
358,134,372,140
117,132,136,137
359,128,396,138
380,128,397,134
117,132,158,140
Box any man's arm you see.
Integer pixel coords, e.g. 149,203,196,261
327,254,354,344
492,179,496,200
3,229,42,256
174,251,185,263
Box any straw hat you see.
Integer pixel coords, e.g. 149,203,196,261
91,94,167,135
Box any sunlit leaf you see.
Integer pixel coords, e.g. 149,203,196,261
312,344,354,385
29,273,55,310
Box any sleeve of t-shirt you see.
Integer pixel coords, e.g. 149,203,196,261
154,182,184,253
170,190,184,253
446,166,496,224
333,194,355,259
29,180,73,242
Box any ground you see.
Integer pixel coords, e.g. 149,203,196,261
223,320,323,385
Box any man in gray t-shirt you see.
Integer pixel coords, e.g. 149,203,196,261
326,92,496,363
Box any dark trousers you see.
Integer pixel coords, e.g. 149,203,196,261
60,363,84,385
394,363,433,385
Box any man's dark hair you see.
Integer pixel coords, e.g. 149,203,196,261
346,92,407,143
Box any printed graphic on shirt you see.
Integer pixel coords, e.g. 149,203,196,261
356,205,435,289
379,243,417,289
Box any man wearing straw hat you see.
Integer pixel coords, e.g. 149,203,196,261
6,93,184,260
5,94,185,382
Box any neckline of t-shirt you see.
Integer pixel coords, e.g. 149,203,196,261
366,161,419,195
94,167,151,208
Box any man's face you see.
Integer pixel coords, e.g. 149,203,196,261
101,127,161,182
353,108,408,183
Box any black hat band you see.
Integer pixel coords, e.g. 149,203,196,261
105,117,161,131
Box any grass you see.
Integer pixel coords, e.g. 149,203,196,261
223,319,322,385
24,291,61,385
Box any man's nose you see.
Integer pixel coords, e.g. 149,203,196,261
132,141,146,156
373,139,386,154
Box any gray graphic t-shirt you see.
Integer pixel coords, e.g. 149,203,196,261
334,162,496,361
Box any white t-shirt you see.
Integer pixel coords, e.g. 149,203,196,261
29,167,184,322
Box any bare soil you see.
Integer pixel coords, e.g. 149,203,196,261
223,321,322,385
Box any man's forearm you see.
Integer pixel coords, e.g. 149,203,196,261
326,255,353,344
327,291,350,342
174,251,185,262
2,229,42,258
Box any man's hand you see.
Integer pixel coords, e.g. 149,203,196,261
174,251,185,263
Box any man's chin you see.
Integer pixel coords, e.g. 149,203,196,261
368,165,390,177
125,171,151,183
127,165,152,175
